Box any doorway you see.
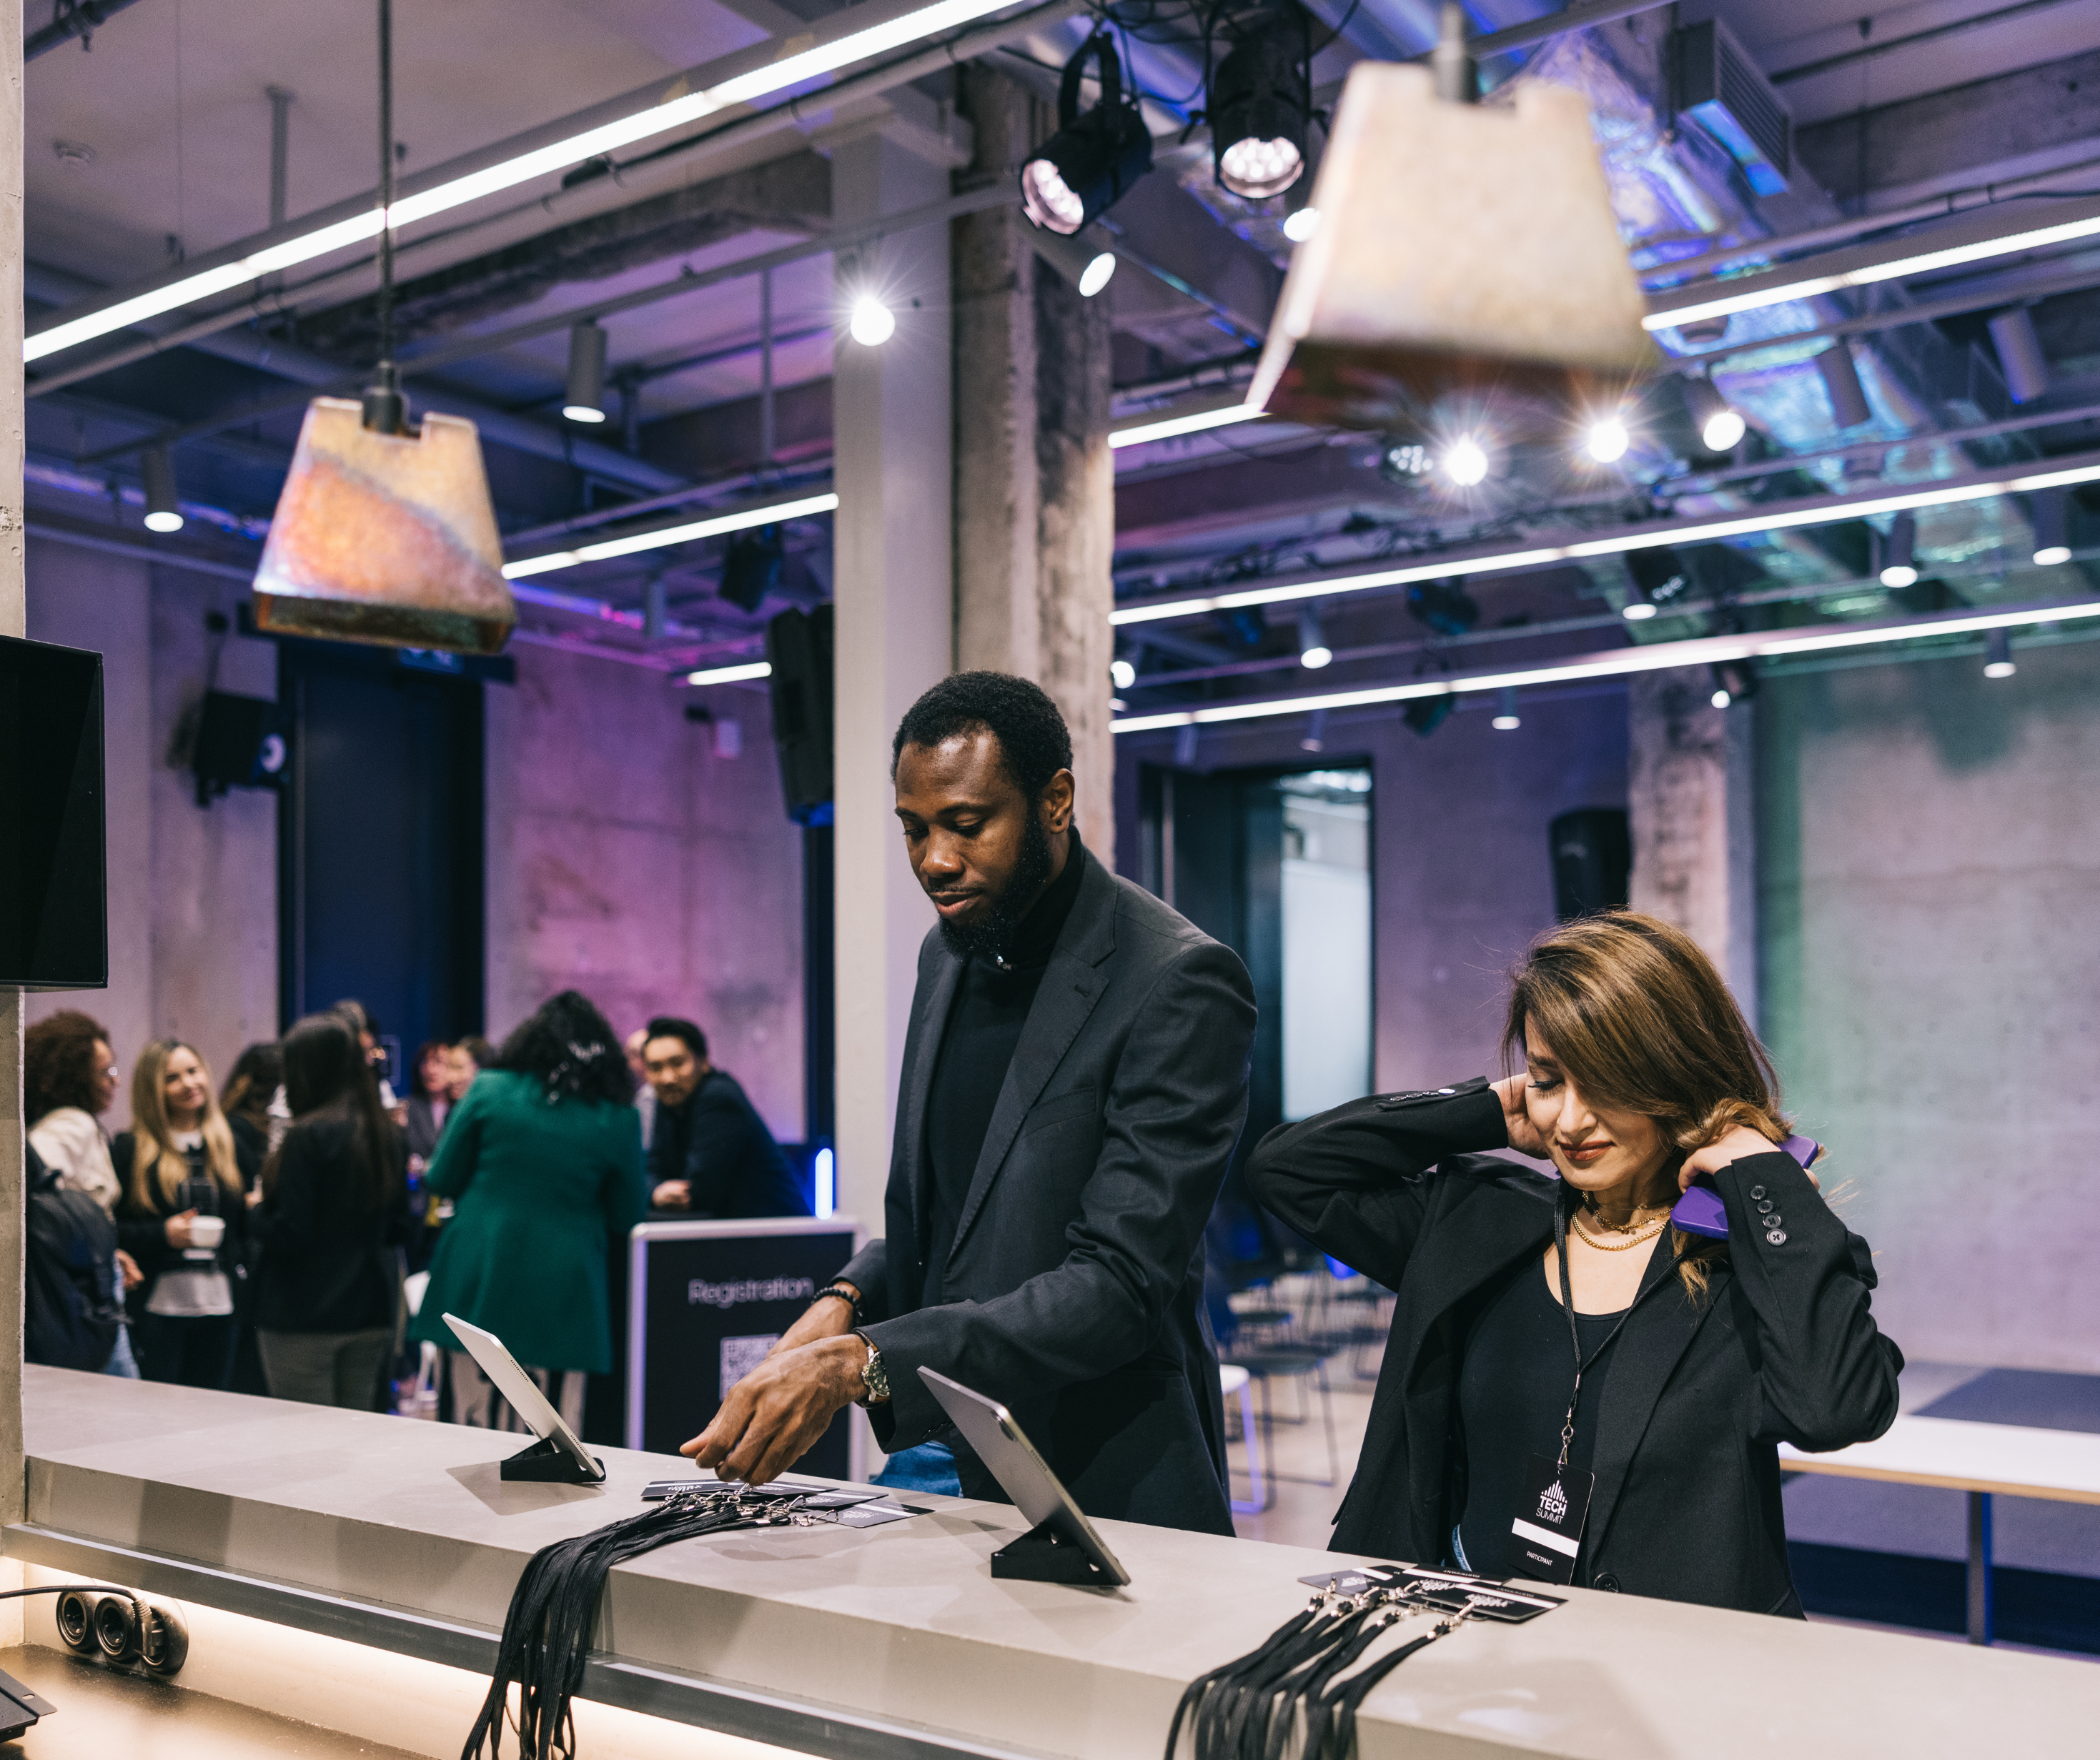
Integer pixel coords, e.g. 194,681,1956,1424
277,641,485,1061
1139,761,1375,1272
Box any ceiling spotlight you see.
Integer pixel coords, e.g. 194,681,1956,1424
1710,657,1758,707
142,446,184,533
1879,510,1918,589
1984,628,2016,679
1300,707,1327,752
2031,487,2071,566
1683,375,1746,454
848,296,896,347
1282,205,1319,244
1110,656,1137,690
1491,687,1521,731
1441,437,1490,487
1030,227,1118,298
1208,6,1312,200
1816,337,1871,430
1585,416,1631,464
1021,32,1153,236
563,321,608,423
1625,546,1692,620
1298,605,1331,670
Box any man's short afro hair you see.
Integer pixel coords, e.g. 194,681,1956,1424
892,671,1073,800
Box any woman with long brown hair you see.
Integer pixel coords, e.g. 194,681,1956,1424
1248,910,1901,1617
114,1040,258,1388
249,1014,407,1409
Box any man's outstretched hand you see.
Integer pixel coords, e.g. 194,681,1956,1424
680,1335,868,1486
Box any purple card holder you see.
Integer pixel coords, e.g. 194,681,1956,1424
1670,1135,1820,1240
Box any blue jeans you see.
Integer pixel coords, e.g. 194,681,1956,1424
874,1440,962,1496
100,1260,139,1378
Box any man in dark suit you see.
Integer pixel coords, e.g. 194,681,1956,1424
685,672,1255,1533
642,1017,807,1218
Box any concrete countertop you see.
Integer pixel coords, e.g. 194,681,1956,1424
14,1368,2095,1759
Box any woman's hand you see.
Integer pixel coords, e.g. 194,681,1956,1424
652,1179,691,1211
163,1209,199,1248
1680,1126,1788,1190
115,1249,144,1293
1490,1075,1552,1160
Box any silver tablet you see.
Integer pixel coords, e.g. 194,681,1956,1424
918,1366,1129,1586
442,1313,605,1482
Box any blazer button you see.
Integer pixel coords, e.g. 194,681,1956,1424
1766,1230,1788,1246
1756,1198,1773,1213
1594,1572,1622,1593
1748,1185,1766,1201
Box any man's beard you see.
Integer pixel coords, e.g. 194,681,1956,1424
937,810,1055,961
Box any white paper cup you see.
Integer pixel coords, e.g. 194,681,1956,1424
187,1215,226,1251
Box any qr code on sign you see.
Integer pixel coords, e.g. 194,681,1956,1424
720,1334,780,1401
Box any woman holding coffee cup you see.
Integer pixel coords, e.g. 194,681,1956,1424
114,1041,258,1388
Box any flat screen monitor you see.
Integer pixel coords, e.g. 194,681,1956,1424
0,635,107,990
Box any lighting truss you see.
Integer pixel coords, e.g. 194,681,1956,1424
1107,449,2100,626
1110,596,2100,734
25,0,1051,364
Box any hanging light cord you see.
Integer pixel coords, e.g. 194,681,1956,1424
461,1488,808,1760
1164,1585,1475,1760
366,0,403,433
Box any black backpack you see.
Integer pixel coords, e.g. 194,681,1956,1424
24,1143,124,1372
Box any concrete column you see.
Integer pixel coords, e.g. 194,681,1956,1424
831,126,954,1212
1628,670,1758,1022
1,0,28,1638
951,67,1117,858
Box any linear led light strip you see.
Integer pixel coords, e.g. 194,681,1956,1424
1110,401,1266,449
1111,597,2100,734
23,0,1026,364
1643,205,2100,334
1109,455,2100,626
685,660,773,685
502,492,838,579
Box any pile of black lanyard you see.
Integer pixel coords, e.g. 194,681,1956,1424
1164,1583,1472,1760
462,1487,807,1760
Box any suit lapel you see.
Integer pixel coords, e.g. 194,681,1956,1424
945,852,1117,1256
1583,1247,1717,1558
903,950,961,1247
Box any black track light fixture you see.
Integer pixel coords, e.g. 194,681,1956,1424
1020,32,1153,237
1207,4,1313,201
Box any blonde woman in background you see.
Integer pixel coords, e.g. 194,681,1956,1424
114,1040,258,1389
24,1010,141,1376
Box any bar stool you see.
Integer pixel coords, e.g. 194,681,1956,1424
1220,1363,1266,1513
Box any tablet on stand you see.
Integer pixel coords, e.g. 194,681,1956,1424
443,1313,607,1485
918,1367,1129,1587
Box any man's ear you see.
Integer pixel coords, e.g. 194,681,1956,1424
1040,767,1076,835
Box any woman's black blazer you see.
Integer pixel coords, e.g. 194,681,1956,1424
1247,1079,1903,1617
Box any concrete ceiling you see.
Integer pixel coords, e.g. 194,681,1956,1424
23,0,2100,702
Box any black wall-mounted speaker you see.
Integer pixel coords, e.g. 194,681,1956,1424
1550,806,1631,923
192,689,290,805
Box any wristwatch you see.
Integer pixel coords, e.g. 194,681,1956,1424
853,1331,891,1406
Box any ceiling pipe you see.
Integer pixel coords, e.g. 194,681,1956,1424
24,0,153,60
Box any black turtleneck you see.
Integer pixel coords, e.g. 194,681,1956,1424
920,834,1087,1306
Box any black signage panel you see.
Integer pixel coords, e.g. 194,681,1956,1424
628,1223,860,1478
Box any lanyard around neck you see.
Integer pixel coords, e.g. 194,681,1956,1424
1549,1200,1684,1473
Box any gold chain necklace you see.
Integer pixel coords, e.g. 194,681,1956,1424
1572,1210,1670,1251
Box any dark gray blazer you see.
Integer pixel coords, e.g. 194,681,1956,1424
842,846,1256,1535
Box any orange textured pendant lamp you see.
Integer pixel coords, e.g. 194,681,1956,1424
251,0,514,655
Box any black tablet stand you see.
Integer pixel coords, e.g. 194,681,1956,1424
500,1436,606,1485
989,1518,1116,1585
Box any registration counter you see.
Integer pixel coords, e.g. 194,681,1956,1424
9,1368,2091,1759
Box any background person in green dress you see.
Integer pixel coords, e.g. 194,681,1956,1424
409,991,647,1432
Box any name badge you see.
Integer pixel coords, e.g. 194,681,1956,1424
1508,1453,1593,1585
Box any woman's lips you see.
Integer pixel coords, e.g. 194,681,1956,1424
1560,1141,1613,1166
